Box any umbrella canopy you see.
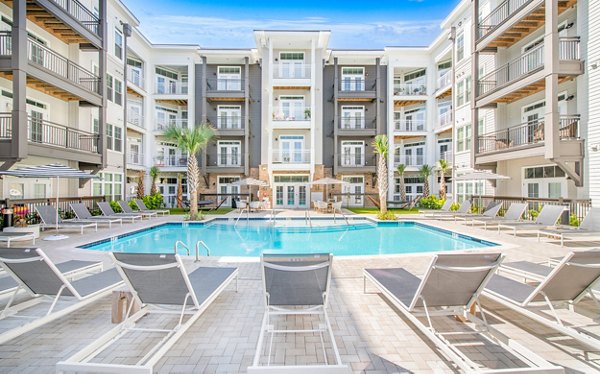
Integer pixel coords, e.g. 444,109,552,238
231,177,268,187
455,171,510,181
309,177,348,186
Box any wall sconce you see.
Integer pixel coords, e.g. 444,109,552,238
274,97,278,101
566,94,575,101
565,22,574,29
275,58,279,62
275,137,278,141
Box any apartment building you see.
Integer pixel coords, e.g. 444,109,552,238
1,0,597,209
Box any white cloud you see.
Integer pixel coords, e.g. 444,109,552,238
137,15,442,48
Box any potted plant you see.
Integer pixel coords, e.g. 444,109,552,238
304,108,311,119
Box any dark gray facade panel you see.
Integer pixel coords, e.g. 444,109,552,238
248,64,262,168
322,65,335,168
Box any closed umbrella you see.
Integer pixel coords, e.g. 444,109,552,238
0,163,99,239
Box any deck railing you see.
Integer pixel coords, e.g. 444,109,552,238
0,112,11,139
393,80,427,96
473,194,591,222
477,0,532,40
338,78,377,92
0,31,10,55
338,116,376,130
272,150,311,164
206,78,244,91
395,119,426,132
1,195,107,223
50,0,101,36
338,153,375,167
209,115,245,130
28,116,99,153
437,70,452,89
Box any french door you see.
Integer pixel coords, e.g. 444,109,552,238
218,141,241,166
280,136,304,163
217,106,241,129
341,141,364,167
217,176,240,207
274,184,308,208
341,106,364,129
342,176,364,207
217,66,241,90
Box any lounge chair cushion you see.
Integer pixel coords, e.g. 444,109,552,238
265,261,330,306
502,261,552,278
70,268,122,297
188,267,237,304
365,268,421,308
485,274,536,305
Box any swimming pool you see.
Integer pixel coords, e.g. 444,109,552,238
80,218,498,257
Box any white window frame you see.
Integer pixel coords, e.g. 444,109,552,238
217,140,241,167
341,67,365,91
340,105,365,129
277,95,306,121
114,27,123,60
217,66,242,90
279,135,305,163
278,52,305,79
340,141,365,167
217,105,242,129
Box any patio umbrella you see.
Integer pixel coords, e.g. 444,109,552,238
0,163,99,239
231,177,269,201
309,177,348,202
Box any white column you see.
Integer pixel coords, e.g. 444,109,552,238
387,62,396,200
310,38,316,178
266,39,273,177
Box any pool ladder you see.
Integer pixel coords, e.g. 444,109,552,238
174,240,211,262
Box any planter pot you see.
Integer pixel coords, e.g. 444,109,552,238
3,224,41,239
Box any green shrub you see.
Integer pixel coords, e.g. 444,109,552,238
470,204,480,214
418,195,444,210
569,214,580,227
143,193,164,210
128,200,138,210
528,209,540,220
377,211,397,220
109,200,122,213
59,208,76,220
90,208,102,216
449,203,460,211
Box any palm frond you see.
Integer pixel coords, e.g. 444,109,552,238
372,135,389,160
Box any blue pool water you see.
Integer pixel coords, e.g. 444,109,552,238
81,219,497,257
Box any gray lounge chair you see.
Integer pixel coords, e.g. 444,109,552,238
432,200,472,220
455,201,502,223
249,253,349,373
133,199,170,216
420,198,453,217
0,248,122,344
117,200,157,219
364,253,562,373
469,202,528,229
58,253,238,373
537,207,600,246
35,205,97,234
498,204,566,236
0,232,35,247
97,202,143,222
484,250,600,351
70,203,122,228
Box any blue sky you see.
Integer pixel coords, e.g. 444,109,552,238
123,0,461,49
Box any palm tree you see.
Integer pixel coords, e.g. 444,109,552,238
372,135,389,214
149,166,159,195
419,164,433,197
437,159,450,200
396,164,407,202
136,170,145,199
164,124,215,220
176,173,183,209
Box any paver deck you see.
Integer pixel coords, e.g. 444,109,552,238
1,211,600,373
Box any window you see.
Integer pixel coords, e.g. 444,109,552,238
92,172,123,201
340,106,365,129
456,124,471,152
114,126,122,152
106,74,114,102
280,52,304,60
114,78,123,105
279,52,305,78
127,58,143,87
456,32,465,61
106,124,113,150
114,28,123,59
404,69,426,82
456,76,471,107
341,67,365,91
340,141,365,167
106,124,123,152
523,165,566,199
217,66,242,90
217,140,241,166
217,105,242,129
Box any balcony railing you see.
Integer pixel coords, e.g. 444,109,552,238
127,152,144,165
154,155,187,167
439,151,452,164
272,107,311,121
477,115,580,154
127,66,144,89
206,78,244,91
209,153,243,167
438,111,452,128
0,32,10,56
0,112,12,138
477,0,532,40
478,38,580,98
155,81,188,95
395,119,426,132
273,64,311,80
338,116,376,130
210,115,244,130
437,70,452,89
338,78,376,92
393,81,427,96
272,150,311,164
338,153,376,167
155,119,188,131
50,0,101,36
394,154,425,167
27,116,99,153
127,112,144,128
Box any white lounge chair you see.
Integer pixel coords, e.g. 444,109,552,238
420,198,453,217
0,232,36,247
484,250,600,351
57,253,238,373
432,200,472,220
249,201,261,212
0,248,122,345
133,199,170,216
249,253,349,373
70,202,122,228
117,200,157,219
35,205,97,234
454,201,502,223
537,207,600,246
469,202,528,229
364,252,563,373
498,204,566,236
97,201,143,223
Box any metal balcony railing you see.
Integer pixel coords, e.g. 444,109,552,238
439,151,453,164
209,153,243,167
338,78,376,92
338,116,376,130
0,32,10,56
338,153,376,167
477,115,580,154
0,112,12,139
50,0,101,36
478,38,580,98
206,78,244,91
154,155,187,167
394,154,425,167
393,80,427,96
477,0,532,40
155,119,188,131
272,107,311,121
438,111,452,128
395,119,426,132
27,116,99,153
155,81,188,95
127,152,144,165
210,115,244,130
127,66,144,89
127,113,143,128
437,70,452,89
272,150,311,164
273,64,311,79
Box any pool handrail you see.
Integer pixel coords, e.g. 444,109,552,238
174,240,211,262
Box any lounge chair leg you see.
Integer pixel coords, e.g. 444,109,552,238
541,292,564,326
0,286,22,319
47,285,67,315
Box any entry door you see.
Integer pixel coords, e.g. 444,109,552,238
280,136,304,163
29,110,44,143
405,109,425,131
342,176,364,207
218,176,240,207
276,183,308,208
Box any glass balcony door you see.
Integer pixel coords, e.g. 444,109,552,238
279,96,305,120
218,141,241,166
217,105,241,129
341,106,365,129
280,135,304,163
341,141,364,167
217,66,241,90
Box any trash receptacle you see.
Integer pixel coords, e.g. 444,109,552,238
2,209,13,228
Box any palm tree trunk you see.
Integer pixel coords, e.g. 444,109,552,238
176,174,183,209
399,176,407,202
424,178,430,197
377,156,388,214
439,170,446,199
187,154,200,219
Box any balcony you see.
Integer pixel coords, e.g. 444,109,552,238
208,115,245,136
477,115,580,155
394,154,425,168
127,66,144,90
206,78,245,101
155,81,188,95
272,64,311,87
0,33,102,104
127,152,144,166
435,111,453,133
337,116,376,136
337,153,376,172
271,107,311,129
393,80,427,106
477,38,582,106
439,151,453,165
394,119,427,136
50,0,101,36
155,119,188,132
127,113,144,130
436,71,452,98
206,153,244,172
154,155,187,168
271,150,311,170
337,78,377,100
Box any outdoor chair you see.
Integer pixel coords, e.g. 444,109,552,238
420,198,453,216
468,202,528,229
364,252,563,373
248,253,349,373
0,232,36,247
70,203,122,228
0,248,122,345
537,207,600,246
454,201,502,223
35,205,97,234
133,199,170,216
97,202,143,223
117,201,157,219
498,204,566,236
57,253,238,373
